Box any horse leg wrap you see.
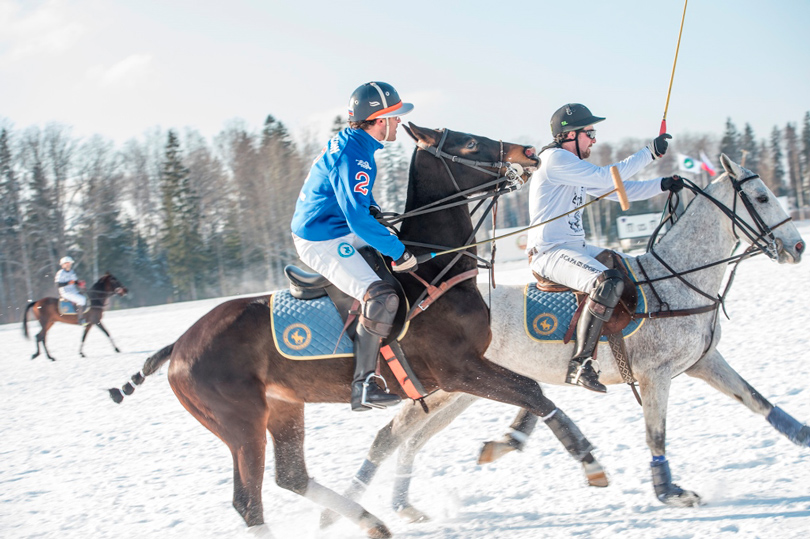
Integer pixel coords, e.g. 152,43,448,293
347,459,377,498
544,409,594,461
391,462,413,512
767,406,810,446
651,459,685,502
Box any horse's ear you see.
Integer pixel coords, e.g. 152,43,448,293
406,122,440,146
719,153,742,179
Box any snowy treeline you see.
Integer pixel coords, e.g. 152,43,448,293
0,116,412,323
1,112,808,323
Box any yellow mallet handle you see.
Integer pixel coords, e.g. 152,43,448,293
611,166,630,211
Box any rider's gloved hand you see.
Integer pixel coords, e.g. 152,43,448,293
647,133,672,160
661,175,685,193
392,250,418,273
369,205,384,221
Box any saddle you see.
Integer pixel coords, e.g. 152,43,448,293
284,247,409,346
532,250,638,337
58,297,89,316
282,248,427,402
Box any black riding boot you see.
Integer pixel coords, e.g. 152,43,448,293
351,325,402,411
565,269,624,394
566,301,610,393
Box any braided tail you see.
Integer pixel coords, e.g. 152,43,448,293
108,343,175,404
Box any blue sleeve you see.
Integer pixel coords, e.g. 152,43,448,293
331,153,405,259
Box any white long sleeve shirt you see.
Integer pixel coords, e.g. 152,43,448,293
55,268,80,295
527,146,664,256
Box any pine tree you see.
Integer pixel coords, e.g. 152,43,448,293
160,130,203,300
374,142,409,214
784,123,803,209
719,118,741,162
739,124,759,172
260,115,301,288
0,128,30,316
770,126,785,196
800,111,810,210
331,115,345,135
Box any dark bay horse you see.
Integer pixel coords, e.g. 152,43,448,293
23,272,128,360
108,123,598,538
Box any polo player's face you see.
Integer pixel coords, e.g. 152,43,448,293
383,116,401,142
62,262,72,271
576,125,596,159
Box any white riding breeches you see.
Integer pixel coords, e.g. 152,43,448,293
292,232,381,302
529,241,609,294
60,289,87,307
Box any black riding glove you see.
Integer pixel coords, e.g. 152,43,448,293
647,133,672,160
392,250,418,273
369,205,383,221
661,175,685,193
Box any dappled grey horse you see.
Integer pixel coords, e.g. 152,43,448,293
323,154,807,524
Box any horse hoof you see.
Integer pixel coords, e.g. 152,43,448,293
477,439,516,464
319,508,341,529
659,488,701,507
365,523,392,539
246,523,276,538
582,459,609,487
115,348,121,353
395,505,430,523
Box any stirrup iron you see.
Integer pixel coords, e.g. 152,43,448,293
361,373,392,410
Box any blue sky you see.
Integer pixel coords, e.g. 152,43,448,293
1,0,808,149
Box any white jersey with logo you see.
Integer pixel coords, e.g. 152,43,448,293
526,146,663,258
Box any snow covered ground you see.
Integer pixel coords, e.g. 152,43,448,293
2,222,809,539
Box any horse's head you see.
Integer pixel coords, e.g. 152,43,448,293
404,123,538,197
717,153,804,264
101,273,129,297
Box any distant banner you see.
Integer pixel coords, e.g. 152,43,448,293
699,151,717,176
677,153,701,174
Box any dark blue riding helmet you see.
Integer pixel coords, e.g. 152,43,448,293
348,82,414,123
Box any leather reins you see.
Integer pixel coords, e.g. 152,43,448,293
381,129,535,319
635,173,792,320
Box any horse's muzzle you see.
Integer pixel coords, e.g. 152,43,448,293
776,238,804,264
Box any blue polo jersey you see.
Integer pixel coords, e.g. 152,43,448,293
291,128,405,260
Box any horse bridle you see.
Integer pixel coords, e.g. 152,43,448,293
638,172,793,318
381,129,536,317
725,174,789,259
414,128,529,193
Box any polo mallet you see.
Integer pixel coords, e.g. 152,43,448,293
660,0,689,135
611,166,630,211
413,167,629,264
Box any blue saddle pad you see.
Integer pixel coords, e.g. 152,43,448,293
270,290,354,360
59,299,78,315
524,261,647,343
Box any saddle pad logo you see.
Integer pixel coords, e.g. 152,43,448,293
532,313,558,336
337,242,355,257
283,323,312,350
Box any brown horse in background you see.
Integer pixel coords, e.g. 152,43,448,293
107,123,587,538
23,272,128,360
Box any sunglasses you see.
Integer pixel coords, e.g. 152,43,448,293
580,129,597,140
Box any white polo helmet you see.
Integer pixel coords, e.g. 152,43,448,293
60,256,74,265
